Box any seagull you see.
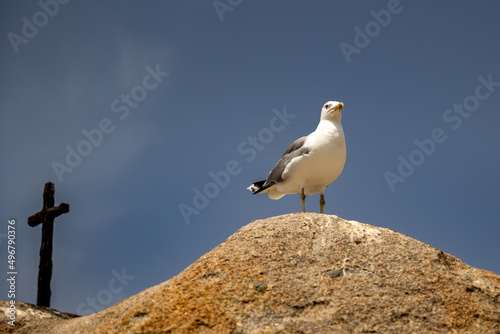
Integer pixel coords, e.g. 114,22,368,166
247,101,346,213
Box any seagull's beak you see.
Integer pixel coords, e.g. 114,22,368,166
331,102,344,112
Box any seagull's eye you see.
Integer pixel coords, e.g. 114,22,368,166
325,104,330,109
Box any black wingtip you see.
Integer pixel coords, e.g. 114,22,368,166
248,180,274,194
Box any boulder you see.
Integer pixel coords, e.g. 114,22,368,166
2,213,500,333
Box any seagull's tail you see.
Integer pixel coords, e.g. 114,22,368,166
247,180,273,194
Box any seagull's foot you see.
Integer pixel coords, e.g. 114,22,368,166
320,194,325,214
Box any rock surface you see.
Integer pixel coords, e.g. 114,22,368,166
2,213,500,333
0,300,79,334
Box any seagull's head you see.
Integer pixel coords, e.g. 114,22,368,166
320,101,344,122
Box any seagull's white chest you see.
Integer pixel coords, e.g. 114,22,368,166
280,120,346,195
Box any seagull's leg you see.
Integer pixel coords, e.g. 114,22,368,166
301,188,306,213
320,194,325,214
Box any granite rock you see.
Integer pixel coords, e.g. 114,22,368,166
3,213,500,333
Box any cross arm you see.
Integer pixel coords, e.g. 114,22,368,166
28,203,70,227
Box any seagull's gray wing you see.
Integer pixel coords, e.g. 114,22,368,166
249,136,310,194
265,136,310,185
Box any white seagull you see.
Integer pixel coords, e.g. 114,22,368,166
247,101,346,213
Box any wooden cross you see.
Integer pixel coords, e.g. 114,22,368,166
28,182,69,307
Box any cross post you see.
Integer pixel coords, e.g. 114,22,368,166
28,182,69,307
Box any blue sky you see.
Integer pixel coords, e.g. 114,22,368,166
1,1,499,315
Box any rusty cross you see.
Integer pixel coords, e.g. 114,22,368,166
28,182,69,307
